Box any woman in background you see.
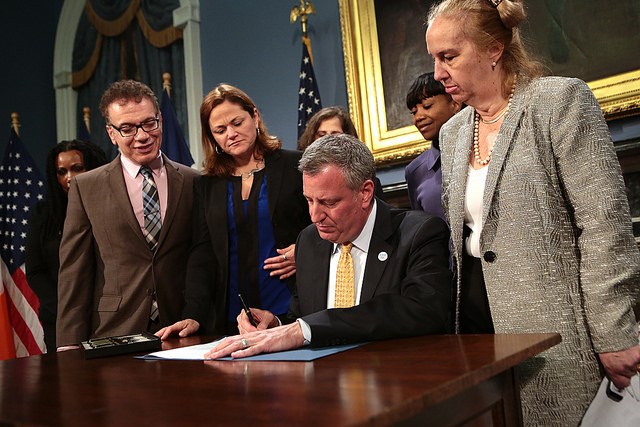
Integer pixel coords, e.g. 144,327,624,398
25,139,107,352
158,84,310,338
298,106,384,199
404,72,460,220
297,106,358,151
427,0,640,424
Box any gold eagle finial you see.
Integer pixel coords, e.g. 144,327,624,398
290,0,316,36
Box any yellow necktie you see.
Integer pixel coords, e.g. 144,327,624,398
335,242,355,308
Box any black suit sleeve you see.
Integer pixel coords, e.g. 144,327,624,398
283,231,307,325
302,216,452,347
182,178,219,332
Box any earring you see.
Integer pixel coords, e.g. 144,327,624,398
256,127,261,136
491,61,497,71
215,144,224,155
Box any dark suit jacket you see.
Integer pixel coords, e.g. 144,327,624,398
289,200,452,347
25,201,60,351
183,149,311,334
56,155,199,346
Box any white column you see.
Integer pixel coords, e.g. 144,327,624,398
174,0,203,169
53,1,84,142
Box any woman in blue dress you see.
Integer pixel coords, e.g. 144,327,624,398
158,84,310,337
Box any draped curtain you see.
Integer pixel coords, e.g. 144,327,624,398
72,0,186,159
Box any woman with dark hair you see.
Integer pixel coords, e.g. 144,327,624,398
157,84,310,338
25,139,107,351
297,106,357,151
297,106,385,199
404,72,460,220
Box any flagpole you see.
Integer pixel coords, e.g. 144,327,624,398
82,107,91,133
163,72,172,99
290,0,317,63
159,71,194,166
11,112,20,136
292,0,323,139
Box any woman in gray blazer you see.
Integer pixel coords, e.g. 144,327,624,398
427,0,640,425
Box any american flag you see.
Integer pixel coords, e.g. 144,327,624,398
0,128,45,358
297,38,323,138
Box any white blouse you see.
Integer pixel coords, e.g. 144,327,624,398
464,165,488,258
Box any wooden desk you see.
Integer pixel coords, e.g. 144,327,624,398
0,333,559,426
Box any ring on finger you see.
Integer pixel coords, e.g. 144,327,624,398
241,338,248,349
282,253,287,261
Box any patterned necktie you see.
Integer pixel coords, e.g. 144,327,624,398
140,166,161,252
140,166,161,324
335,242,355,308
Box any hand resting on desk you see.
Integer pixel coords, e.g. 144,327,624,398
205,321,305,359
156,307,277,341
155,319,200,340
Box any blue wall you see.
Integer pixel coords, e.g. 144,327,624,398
1,1,63,174
1,0,639,184
199,0,347,151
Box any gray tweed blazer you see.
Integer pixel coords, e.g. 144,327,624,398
440,76,639,426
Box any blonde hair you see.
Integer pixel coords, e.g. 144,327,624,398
428,0,544,96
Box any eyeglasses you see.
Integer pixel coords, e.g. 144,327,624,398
109,117,160,137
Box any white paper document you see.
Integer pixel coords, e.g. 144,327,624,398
136,337,365,361
140,338,226,360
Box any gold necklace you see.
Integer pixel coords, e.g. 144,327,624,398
473,78,517,166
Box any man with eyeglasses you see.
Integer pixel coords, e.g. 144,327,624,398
56,80,199,350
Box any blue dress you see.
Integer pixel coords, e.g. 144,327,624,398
226,171,291,325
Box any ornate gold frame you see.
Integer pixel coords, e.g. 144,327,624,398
338,0,640,166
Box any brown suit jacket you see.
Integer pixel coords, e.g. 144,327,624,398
56,154,199,346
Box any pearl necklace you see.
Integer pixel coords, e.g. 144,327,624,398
473,78,517,166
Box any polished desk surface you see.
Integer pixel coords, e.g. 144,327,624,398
1,333,560,426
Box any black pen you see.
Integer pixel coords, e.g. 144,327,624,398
238,293,258,327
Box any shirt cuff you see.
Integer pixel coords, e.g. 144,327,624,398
56,345,80,352
296,318,312,346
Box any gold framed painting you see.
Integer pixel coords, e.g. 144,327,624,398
338,0,640,165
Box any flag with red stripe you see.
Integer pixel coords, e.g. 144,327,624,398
0,128,45,358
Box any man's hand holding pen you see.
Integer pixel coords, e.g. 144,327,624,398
237,307,279,334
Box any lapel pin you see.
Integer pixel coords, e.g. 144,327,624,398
378,251,388,261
